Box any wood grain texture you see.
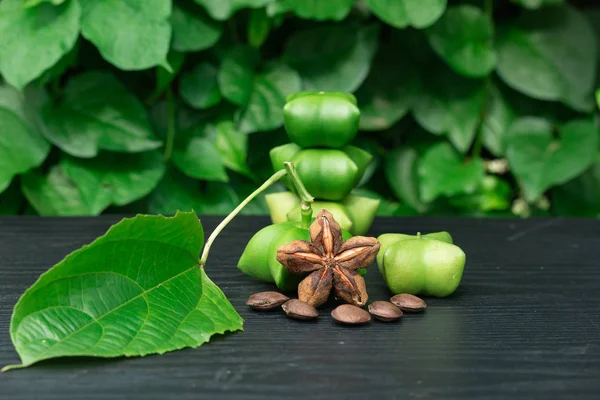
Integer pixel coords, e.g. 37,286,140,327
0,216,599,399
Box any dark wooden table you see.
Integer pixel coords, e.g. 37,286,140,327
1,216,599,399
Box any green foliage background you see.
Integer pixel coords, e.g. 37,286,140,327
1,0,599,218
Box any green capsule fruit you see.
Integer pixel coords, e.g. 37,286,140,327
265,192,300,224
378,233,465,297
283,91,360,148
377,232,452,273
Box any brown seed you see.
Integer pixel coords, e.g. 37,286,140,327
331,304,371,325
390,294,427,312
246,291,290,311
368,301,403,322
281,299,319,320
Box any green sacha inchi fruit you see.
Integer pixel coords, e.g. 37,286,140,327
377,232,466,297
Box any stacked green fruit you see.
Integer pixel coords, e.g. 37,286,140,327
266,91,379,235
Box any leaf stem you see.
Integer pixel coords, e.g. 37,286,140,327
283,161,315,228
164,87,176,162
199,169,288,266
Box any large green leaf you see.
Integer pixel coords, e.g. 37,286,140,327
61,151,166,215
427,5,496,78
180,63,222,109
552,159,600,217
0,0,80,89
496,6,597,111
195,0,274,20
79,0,171,70
384,147,428,213
284,24,379,92
282,0,354,21
511,0,563,9
213,121,251,176
366,0,446,29
0,86,51,193
21,165,92,216
419,142,484,202
41,72,162,158
506,118,598,202
239,63,301,133
412,65,485,153
356,42,419,131
217,47,260,106
173,136,229,182
148,168,238,215
481,86,515,157
171,4,222,52
3,212,243,371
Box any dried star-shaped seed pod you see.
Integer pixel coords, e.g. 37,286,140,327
276,209,380,307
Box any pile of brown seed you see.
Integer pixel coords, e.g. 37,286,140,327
246,291,427,325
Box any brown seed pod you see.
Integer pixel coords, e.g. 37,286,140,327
246,291,290,311
390,294,427,312
368,301,403,322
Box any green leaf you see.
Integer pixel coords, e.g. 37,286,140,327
248,8,271,48
24,0,66,7
171,4,222,52
61,151,166,215
552,159,600,217
0,86,51,193
481,86,515,157
384,147,428,212
214,121,251,176
21,165,92,216
239,63,301,133
195,0,274,21
284,24,379,92
148,51,186,104
79,0,171,70
41,72,162,158
217,47,260,106
366,0,446,29
496,6,597,111
412,65,485,153
596,90,600,111
148,168,238,215
3,212,243,370
282,0,354,21
0,0,80,89
419,142,485,202
449,175,512,212
426,5,496,78
173,136,229,182
356,42,419,131
180,63,222,109
510,0,563,9
0,181,23,215
506,118,598,202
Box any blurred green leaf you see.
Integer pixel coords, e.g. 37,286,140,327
171,4,222,52
427,5,496,78
173,135,229,182
41,72,162,158
248,8,271,47
367,0,446,29
217,46,260,106
148,51,186,103
80,0,171,70
481,86,515,157
412,65,485,153
384,147,428,213
449,175,512,212
282,0,353,21
506,118,598,202
239,63,301,133
284,24,379,92
356,42,419,131
180,63,222,109
195,0,274,21
62,151,166,215
0,0,80,89
0,86,51,193
510,0,563,9
419,142,484,202
213,121,252,177
552,159,600,217
496,6,597,111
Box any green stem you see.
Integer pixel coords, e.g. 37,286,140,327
164,87,176,162
283,161,315,228
199,169,288,266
